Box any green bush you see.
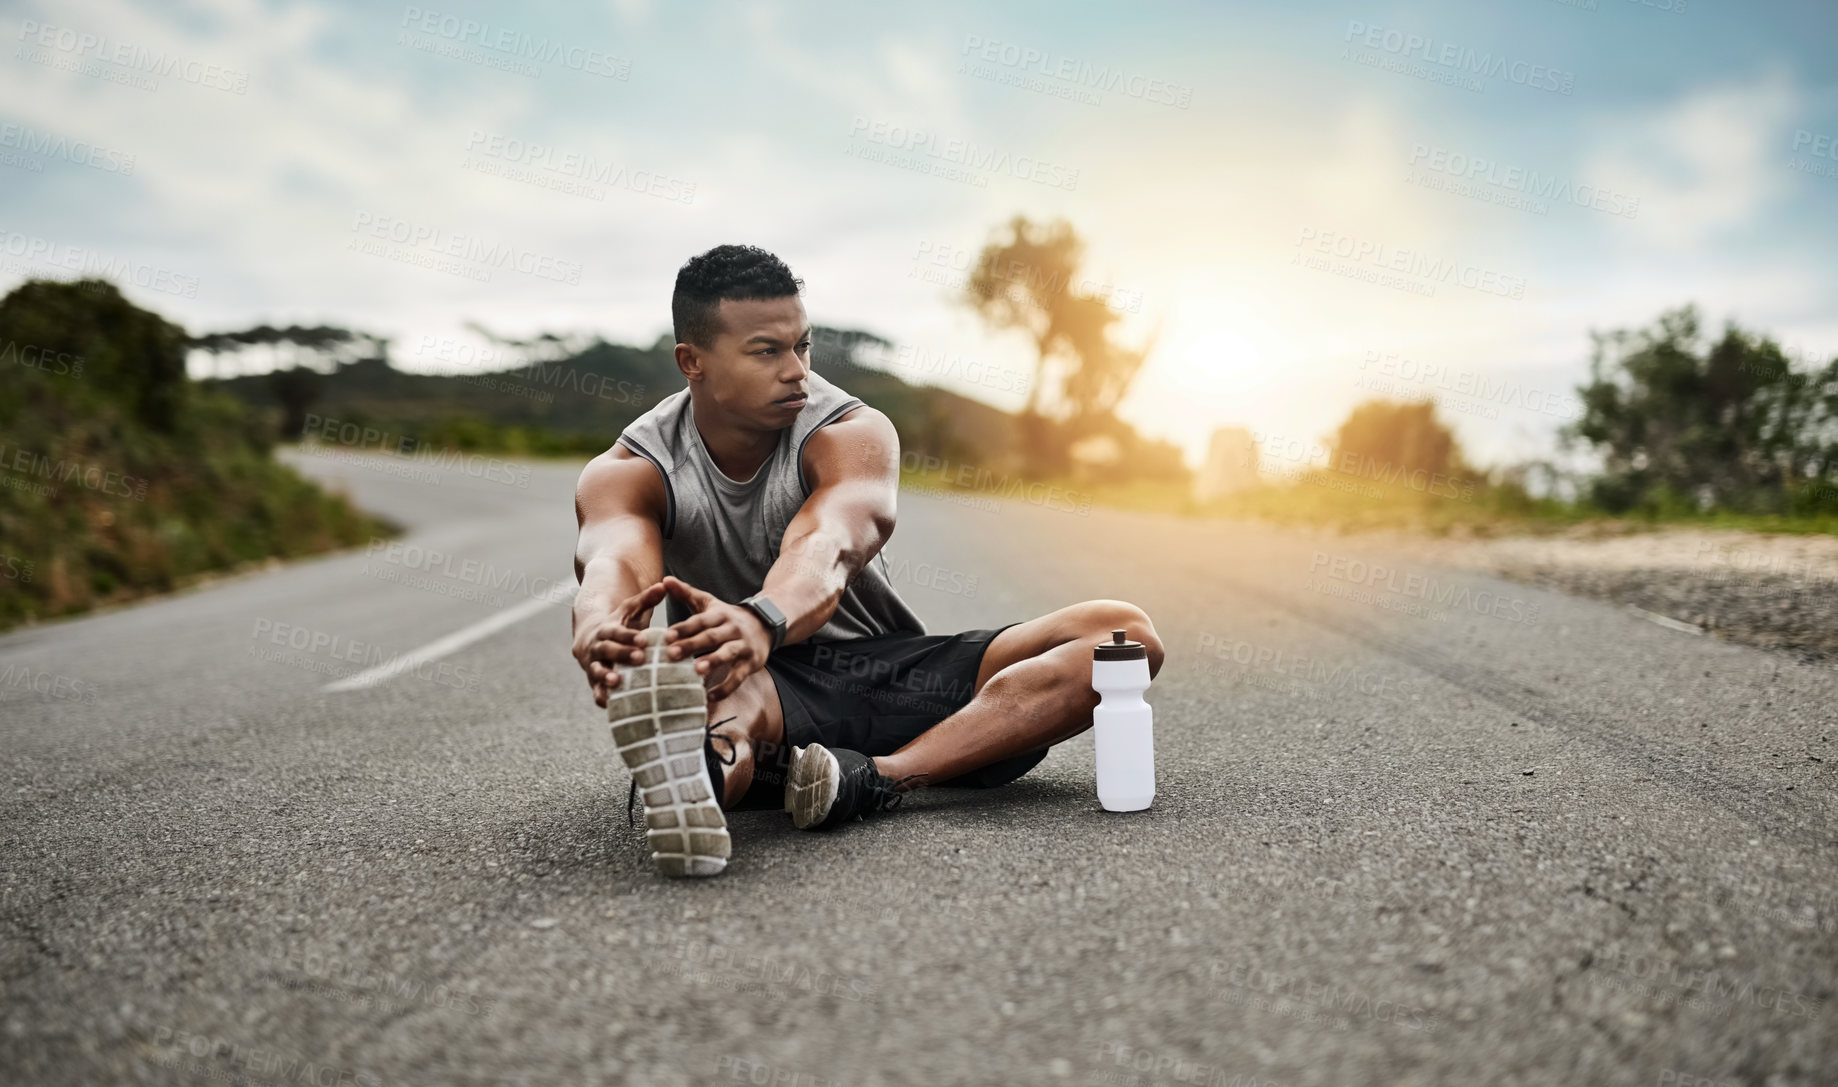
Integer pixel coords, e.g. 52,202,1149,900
1568,305,1838,516
0,279,394,630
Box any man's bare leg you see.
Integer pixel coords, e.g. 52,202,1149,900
702,665,788,808
871,600,1165,789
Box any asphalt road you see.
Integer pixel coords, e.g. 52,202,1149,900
2,447,1833,1087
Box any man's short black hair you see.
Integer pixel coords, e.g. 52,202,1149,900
671,244,804,349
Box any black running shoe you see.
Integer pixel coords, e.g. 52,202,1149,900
784,743,914,830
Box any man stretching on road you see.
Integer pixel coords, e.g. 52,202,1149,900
570,244,1165,877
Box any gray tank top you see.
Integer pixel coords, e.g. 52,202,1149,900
614,369,927,643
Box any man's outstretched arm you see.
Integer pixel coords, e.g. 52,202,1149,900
764,405,901,643
571,447,669,706
659,406,900,697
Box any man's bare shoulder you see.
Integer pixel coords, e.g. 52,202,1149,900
575,443,667,525
802,405,900,483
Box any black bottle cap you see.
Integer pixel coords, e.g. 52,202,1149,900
1093,628,1147,661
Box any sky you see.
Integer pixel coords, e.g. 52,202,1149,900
4,0,1837,472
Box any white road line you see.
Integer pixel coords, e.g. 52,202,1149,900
1625,604,1703,636
323,583,578,692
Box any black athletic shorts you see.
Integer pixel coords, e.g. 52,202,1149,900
759,620,1046,794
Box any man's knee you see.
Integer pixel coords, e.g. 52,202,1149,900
709,666,778,724
1068,599,1164,676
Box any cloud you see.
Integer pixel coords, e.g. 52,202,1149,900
1584,71,1798,249
2,0,545,314
609,0,653,24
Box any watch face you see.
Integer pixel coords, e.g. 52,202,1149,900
747,597,785,645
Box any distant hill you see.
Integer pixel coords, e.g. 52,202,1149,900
0,280,391,630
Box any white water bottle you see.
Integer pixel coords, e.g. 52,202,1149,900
1093,628,1154,811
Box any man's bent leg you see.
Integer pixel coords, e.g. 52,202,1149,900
872,600,1165,789
705,665,788,809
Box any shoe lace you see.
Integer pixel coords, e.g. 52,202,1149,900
867,772,924,814
627,715,739,828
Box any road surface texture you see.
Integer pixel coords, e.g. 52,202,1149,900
1368,526,1838,663
2,448,1833,1086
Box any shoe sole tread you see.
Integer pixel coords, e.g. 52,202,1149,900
786,744,841,830
609,652,729,877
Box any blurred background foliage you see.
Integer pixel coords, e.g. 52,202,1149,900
1569,305,1838,519
0,279,392,630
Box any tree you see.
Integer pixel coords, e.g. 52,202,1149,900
190,324,390,437
0,278,190,432
1566,305,1838,514
190,324,388,378
961,215,1158,474
264,365,326,439
1330,399,1460,479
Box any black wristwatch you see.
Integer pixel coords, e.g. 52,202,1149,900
738,592,788,652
